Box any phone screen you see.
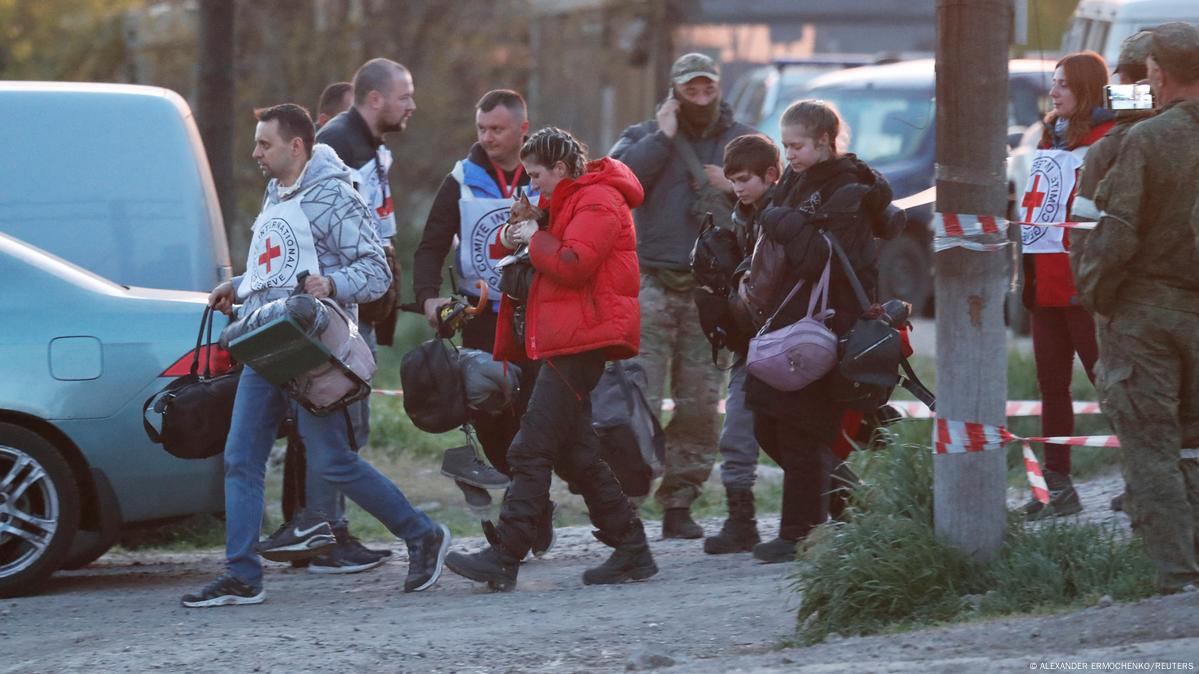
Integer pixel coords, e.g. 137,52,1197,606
1105,84,1154,111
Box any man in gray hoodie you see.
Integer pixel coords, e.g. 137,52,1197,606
610,53,755,537
183,104,448,607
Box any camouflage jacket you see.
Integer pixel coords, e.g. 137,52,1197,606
1075,99,1199,316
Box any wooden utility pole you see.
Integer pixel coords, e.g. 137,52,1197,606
196,0,236,243
932,0,1011,562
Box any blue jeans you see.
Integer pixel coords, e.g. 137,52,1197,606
718,360,759,490
303,322,376,529
224,366,431,586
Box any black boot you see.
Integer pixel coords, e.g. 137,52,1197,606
661,508,704,539
752,536,799,564
1019,470,1083,521
444,521,521,592
583,519,659,585
530,501,557,558
703,488,759,554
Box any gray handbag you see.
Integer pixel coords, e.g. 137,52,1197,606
745,241,837,392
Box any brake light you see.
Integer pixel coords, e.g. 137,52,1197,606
161,344,234,377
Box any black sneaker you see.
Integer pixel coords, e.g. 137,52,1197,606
181,574,264,608
257,510,336,562
309,528,391,575
441,445,510,490
404,523,451,592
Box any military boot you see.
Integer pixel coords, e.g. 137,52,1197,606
583,519,659,585
1020,470,1083,521
661,508,704,539
703,488,759,554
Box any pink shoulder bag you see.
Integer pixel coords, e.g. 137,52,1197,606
745,242,837,392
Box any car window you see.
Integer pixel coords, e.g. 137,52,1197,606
1086,20,1110,54
1061,18,1089,54
800,88,934,165
0,92,219,291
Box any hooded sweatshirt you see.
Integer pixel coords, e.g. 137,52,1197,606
232,143,391,317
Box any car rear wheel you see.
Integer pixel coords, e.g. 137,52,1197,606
878,236,932,317
0,423,80,598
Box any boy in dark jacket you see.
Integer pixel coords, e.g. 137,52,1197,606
693,134,780,554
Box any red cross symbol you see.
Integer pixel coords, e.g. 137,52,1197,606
258,238,282,272
488,230,508,259
1021,174,1045,223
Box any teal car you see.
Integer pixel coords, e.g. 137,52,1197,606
0,235,229,596
0,82,233,597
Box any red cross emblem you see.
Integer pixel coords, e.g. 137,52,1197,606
1021,174,1046,222
258,238,282,272
488,230,508,259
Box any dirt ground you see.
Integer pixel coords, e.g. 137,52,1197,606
5,485,1198,674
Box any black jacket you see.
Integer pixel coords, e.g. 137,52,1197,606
609,102,755,270
413,143,530,308
316,107,381,178
743,155,895,440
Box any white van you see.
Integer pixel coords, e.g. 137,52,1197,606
1061,0,1199,65
0,82,232,291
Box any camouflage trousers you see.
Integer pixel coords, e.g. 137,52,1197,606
1096,301,1199,592
636,272,726,510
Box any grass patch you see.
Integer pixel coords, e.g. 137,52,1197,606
792,432,1154,645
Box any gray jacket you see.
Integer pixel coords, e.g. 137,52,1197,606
232,143,391,316
609,102,754,271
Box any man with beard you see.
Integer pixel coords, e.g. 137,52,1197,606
274,58,414,573
610,53,755,538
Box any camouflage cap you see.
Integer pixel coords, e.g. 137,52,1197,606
1149,21,1199,82
671,53,720,85
1116,30,1154,71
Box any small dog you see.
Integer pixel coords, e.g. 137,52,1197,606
497,191,546,269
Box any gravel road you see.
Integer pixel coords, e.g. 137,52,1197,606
4,478,1196,673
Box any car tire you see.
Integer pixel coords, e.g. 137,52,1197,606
0,423,81,598
878,236,931,317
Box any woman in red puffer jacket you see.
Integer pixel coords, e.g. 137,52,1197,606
445,127,657,592
1019,50,1115,521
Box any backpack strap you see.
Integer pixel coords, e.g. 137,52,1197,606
757,235,833,336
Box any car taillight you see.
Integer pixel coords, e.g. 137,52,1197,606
161,344,234,377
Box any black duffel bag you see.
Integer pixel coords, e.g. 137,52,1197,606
143,305,241,460
399,337,469,433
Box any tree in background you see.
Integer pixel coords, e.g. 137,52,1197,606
196,0,235,240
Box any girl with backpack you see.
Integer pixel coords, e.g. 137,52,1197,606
727,100,898,563
444,127,658,590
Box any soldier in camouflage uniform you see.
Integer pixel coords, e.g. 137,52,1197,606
1070,30,1155,514
610,54,755,538
1076,22,1199,594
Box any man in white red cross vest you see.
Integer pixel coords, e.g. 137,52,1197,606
183,104,449,607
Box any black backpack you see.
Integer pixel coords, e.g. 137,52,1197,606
400,338,468,433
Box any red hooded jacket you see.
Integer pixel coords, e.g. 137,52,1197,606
494,157,644,362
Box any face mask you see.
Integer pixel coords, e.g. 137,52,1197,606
676,95,720,136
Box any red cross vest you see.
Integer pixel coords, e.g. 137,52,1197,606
1019,146,1087,254
238,189,321,299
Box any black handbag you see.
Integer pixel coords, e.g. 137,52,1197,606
143,305,241,460
590,361,666,498
825,232,936,412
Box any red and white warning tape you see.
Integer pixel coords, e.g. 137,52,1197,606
933,417,1120,504
891,400,1101,419
933,212,1097,252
